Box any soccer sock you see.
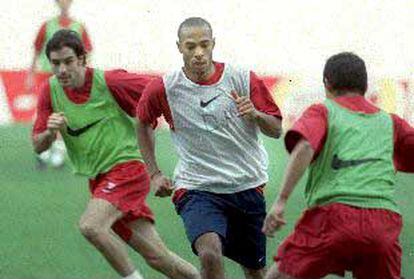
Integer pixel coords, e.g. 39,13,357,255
122,270,144,279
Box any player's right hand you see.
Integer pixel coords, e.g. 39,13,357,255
151,172,173,197
262,199,287,237
47,112,67,134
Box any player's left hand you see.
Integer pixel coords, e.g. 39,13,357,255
262,199,287,237
231,91,258,121
151,171,174,198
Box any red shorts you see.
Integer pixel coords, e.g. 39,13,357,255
89,160,154,242
275,203,402,279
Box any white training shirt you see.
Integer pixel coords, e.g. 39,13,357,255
164,64,269,194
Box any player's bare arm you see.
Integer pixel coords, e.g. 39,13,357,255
33,112,66,153
231,91,282,138
136,119,173,197
262,139,314,237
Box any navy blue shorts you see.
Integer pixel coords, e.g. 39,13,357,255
173,187,267,269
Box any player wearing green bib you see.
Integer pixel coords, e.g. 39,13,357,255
32,30,199,279
48,69,140,177
263,52,414,279
27,0,93,170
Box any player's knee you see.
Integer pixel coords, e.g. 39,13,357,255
244,267,265,279
266,271,295,279
79,220,104,241
142,250,166,270
195,234,222,266
197,246,222,266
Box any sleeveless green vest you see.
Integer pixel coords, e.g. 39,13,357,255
305,99,398,213
50,69,141,177
38,17,83,72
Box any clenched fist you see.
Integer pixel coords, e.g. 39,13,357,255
47,112,67,135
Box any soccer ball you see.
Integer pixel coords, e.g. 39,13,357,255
37,140,66,169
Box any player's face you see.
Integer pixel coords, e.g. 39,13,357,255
177,26,215,75
49,46,85,88
56,0,72,13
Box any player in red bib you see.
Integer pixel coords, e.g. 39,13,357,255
263,52,414,279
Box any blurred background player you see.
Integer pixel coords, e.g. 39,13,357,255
263,52,414,279
27,0,92,169
137,17,282,279
32,30,199,279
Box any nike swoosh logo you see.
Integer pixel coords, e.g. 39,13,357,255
331,154,381,170
67,118,104,137
200,94,221,108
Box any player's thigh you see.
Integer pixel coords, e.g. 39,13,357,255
225,188,266,269
352,209,402,279
353,249,401,279
80,198,123,229
275,205,347,279
174,190,228,254
85,161,152,233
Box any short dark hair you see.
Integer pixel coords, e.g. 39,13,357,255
46,29,86,64
323,52,367,95
177,17,213,41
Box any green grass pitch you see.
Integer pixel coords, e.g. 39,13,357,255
1,124,413,278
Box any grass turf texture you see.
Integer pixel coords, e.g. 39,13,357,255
1,124,413,278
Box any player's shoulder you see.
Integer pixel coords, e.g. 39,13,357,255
224,62,251,76
310,101,328,109
163,67,183,86
45,16,57,24
301,102,329,118
138,76,165,104
164,66,183,77
103,68,127,76
223,63,251,94
72,17,83,24
145,75,165,91
390,113,410,129
68,16,86,26
100,67,128,81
